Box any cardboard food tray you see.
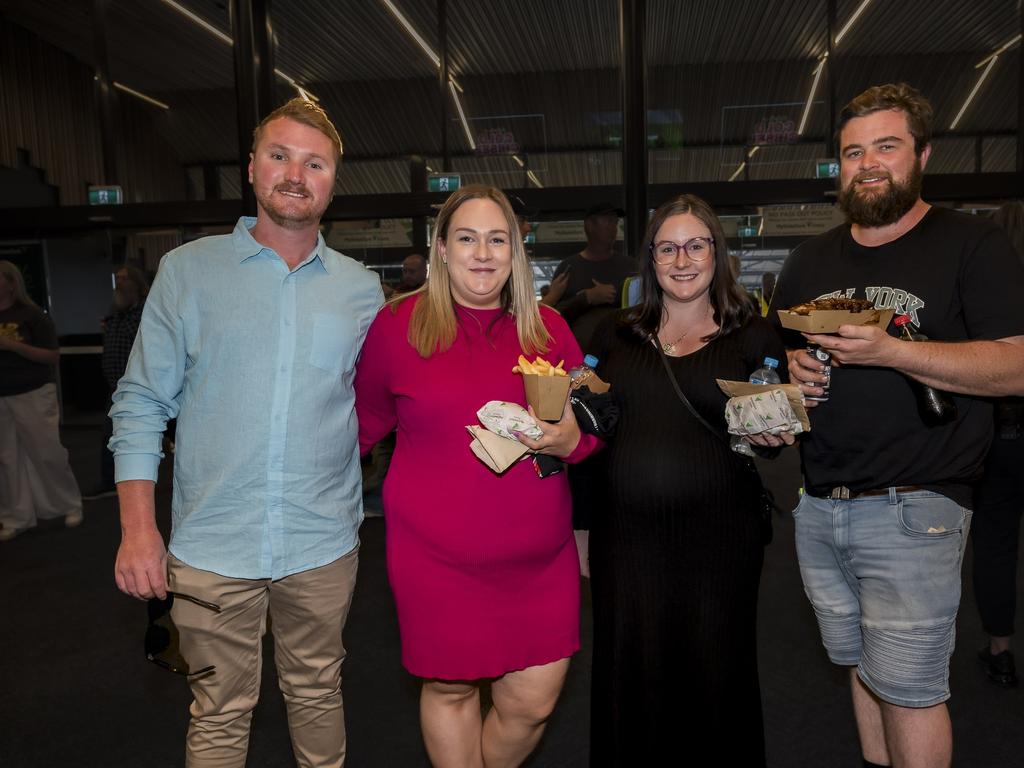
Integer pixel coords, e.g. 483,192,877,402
522,373,572,421
716,380,811,433
777,307,895,334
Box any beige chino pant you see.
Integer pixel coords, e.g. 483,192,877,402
0,383,82,533
167,547,359,768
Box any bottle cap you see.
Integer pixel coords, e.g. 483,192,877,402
763,356,779,368
583,354,599,367
894,315,911,327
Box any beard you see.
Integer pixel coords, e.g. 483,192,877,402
254,182,331,230
837,158,923,227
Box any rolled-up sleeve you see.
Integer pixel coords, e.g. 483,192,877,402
108,256,187,482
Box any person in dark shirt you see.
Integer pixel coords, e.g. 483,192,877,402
0,260,82,540
549,202,635,351
84,265,149,500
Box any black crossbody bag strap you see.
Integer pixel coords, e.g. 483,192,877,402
653,334,728,444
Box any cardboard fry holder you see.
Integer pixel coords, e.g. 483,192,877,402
777,307,895,334
522,373,571,421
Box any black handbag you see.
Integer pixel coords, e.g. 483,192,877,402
654,335,777,545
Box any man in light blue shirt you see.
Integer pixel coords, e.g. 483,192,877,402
111,98,383,768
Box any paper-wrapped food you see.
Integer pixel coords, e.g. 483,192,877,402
476,401,543,441
724,388,806,437
467,401,543,474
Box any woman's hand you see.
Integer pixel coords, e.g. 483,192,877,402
745,431,796,448
515,397,581,458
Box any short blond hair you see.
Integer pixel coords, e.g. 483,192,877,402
252,98,343,164
398,185,550,358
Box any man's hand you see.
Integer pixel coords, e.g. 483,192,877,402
786,348,829,408
541,270,570,307
805,324,899,367
515,397,582,458
0,335,15,352
114,480,168,600
585,279,617,306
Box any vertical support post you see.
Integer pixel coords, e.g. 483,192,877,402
438,0,450,172
93,0,118,185
826,0,837,157
231,0,275,214
619,0,647,258
410,155,428,251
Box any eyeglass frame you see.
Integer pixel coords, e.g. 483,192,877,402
649,236,715,264
145,590,221,678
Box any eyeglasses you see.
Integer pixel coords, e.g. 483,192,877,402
145,591,221,677
650,237,715,264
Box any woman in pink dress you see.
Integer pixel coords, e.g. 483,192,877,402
355,185,599,767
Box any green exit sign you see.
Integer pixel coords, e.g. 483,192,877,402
88,185,123,205
815,159,840,179
428,174,461,193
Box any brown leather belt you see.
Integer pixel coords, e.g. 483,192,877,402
808,485,924,500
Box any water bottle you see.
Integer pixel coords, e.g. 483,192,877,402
733,357,782,456
893,315,957,426
569,354,599,390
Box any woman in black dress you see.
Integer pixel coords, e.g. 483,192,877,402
588,194,791,766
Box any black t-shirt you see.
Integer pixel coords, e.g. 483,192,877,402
552,252,636,351
0,303,59,396
770,206,1024,508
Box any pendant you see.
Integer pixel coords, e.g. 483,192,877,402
662,342,674,354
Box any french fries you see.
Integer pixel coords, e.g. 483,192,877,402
512,355,567,377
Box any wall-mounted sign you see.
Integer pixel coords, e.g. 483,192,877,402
427,174,461,193
761,204,844,236
815,159,840,179
88,185,123,205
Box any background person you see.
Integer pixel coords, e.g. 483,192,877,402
84,264,149,501
586,194,789,766
110,98,383,768
354,185,599,768
972,199,1024,687
0,259,83,540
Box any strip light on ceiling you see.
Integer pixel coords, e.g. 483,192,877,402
797,55,827,135
160,0,317,101
526,170,543,188
949,32,1022,131
113,81,170,110
950,55,998,130
379,0,474,148
448,80,476,150
833,0,874,46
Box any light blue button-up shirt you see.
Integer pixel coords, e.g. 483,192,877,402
110,218,384,579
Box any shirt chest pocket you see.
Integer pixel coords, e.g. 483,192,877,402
309,312,358,374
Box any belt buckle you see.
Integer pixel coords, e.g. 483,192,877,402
829,486,851,500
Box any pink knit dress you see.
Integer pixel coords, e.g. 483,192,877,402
354,297,599,679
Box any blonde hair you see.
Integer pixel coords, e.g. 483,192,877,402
399,185,550,358
0,260,39,308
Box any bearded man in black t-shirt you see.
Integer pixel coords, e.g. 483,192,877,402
765,84,1024,768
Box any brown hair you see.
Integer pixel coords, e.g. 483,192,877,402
626,194,754,342
251,98,343,164
116,264,150,301
396,184,551,358
836,83,933,155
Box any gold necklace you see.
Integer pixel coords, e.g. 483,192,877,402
659,304,710,354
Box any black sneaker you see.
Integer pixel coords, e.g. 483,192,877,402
977,646,1018,687
82,486,118,501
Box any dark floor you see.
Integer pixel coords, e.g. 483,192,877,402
1,421,1022,767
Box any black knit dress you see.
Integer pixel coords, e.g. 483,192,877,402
588,313,785,767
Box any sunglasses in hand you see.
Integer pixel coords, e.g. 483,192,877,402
146,591,221,677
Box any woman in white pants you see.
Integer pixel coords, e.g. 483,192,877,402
0,260,82,541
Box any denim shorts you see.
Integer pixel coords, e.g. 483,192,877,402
793,488,972,707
